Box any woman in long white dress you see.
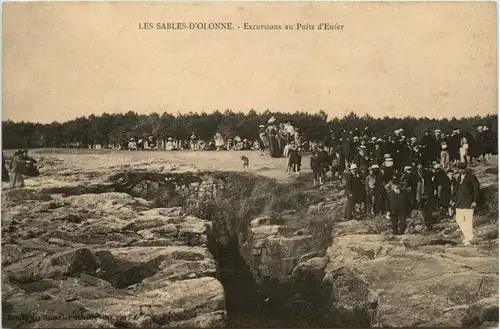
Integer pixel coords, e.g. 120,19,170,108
165,137,175,151
214,133,225,151
460,137,470,164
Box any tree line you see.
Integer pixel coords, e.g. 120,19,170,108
2,110,497,150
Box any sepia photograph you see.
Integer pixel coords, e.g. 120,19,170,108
1,1,498,328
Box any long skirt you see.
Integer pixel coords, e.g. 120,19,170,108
440,151,450,169
260,135,269,149
10,170,24,188
2,162,9,182
269,137,281,158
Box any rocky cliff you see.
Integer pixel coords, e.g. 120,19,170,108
2,161,498,328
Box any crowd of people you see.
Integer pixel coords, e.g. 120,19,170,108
303,126,492,246
117,116,304,154
3,117,495,247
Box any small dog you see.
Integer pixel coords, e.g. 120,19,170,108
241,155,249,171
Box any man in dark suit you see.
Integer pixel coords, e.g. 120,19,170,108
386,181,410,235
344,163,360,220
453,162,480,245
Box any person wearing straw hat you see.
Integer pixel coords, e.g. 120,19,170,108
382,157,395,182
226,138,234,151
344,163,361,220
452,162,480,245
354,145,370,175
165,137,175,151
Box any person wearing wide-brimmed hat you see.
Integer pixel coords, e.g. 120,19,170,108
382,157,396,185
433,163,452,217
452,162,480,245
354,145,370,175
344,163,360,220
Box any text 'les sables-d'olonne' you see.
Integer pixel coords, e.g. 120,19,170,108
138,22,345,31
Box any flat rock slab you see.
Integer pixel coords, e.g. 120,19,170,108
2,188,226,328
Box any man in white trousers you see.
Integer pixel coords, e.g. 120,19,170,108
453,162,480,246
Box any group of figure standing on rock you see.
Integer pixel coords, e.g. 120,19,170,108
257,116,302,158
310,126,491,247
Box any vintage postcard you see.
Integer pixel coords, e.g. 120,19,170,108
1,1,498,328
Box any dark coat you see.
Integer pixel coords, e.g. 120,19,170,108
382,166,395,184
373,147,383,164
400,172,415,191
345,171,362,198
344,171,355,197
455,171,480,209
354,153,370,172
317,150,330,171
435,171,451,207
310,154,321,172
386,190,410,217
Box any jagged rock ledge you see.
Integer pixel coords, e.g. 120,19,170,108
2,167,499,328
2,190,226,328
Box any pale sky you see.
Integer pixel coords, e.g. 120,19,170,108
2,2,497,123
